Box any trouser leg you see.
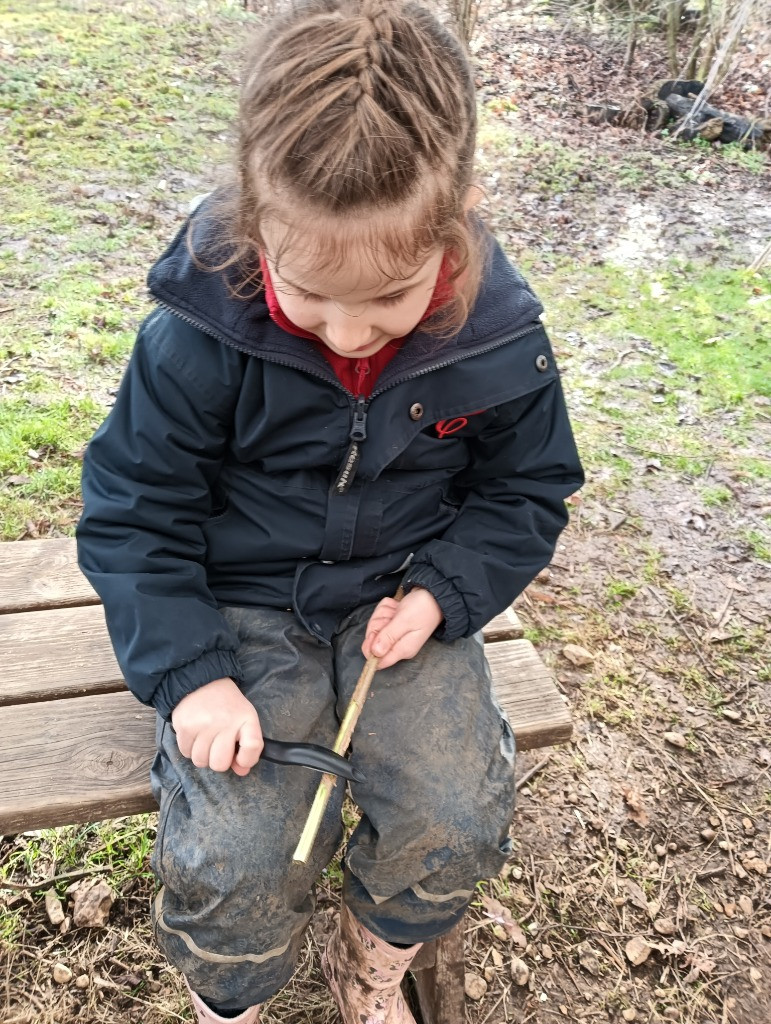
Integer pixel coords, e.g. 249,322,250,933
150,607,345,1010
332,605,518,946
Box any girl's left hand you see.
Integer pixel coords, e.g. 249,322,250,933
362,587,443,669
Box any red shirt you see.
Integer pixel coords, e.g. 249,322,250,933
260,255,454,398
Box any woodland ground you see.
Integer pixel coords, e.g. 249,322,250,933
0,2,769,1023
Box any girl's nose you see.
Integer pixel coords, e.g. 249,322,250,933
325,309,374,352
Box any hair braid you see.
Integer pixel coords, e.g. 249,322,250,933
198,0,486,337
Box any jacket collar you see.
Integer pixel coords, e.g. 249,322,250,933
147,198,544,384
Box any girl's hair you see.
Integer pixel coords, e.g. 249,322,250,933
197,0,485,336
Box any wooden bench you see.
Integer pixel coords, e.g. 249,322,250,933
0,537,572,1024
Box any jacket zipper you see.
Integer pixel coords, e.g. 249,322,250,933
333,394,369,494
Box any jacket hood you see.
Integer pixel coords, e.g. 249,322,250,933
147,197,544,373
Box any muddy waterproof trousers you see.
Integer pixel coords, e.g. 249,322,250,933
150,604,517,1011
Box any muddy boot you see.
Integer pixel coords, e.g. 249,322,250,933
185,980,261,1024
322,902,422,1024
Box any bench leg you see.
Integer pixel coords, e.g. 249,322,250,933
411,922,465,1024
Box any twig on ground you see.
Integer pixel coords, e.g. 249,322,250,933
480,985,509,1024
606,348,635,372
516,755,551,790
0,865,111,892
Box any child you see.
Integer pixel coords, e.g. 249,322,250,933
76,1,583,1021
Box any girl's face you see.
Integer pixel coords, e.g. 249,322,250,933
263,232,445,358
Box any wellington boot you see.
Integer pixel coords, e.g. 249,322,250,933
185,980,261,1024
322,902,422,1024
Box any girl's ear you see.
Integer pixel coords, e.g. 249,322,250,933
463,184,485,211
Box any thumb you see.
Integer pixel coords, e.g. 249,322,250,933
372,626,400,658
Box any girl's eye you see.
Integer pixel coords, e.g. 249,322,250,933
300,292,324,302
377,291,407,307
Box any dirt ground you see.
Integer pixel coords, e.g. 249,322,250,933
1,4,769,1024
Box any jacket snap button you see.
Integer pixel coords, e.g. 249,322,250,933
409,402,424,421
535,354,549,372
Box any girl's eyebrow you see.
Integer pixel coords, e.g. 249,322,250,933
275,269,426,299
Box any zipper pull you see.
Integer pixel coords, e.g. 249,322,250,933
349,394,369,442
334,396,369,494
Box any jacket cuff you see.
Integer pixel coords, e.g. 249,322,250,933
403,565,470,642
153,648,244,721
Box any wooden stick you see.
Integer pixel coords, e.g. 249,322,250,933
292,587,403,864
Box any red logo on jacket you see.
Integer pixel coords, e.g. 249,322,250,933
435,410,486,438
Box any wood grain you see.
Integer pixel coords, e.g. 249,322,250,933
486,639,572,750
0,691,157,834
411,923,466,1024
0,604,123,706
481,605,524,642
0,538,98,614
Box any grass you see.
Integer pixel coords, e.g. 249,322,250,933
0,0,248,537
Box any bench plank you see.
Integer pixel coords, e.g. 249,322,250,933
0,691,157,834
486,639,571,750
0,538,99,614
0,604,123,706
0,639,567,833
480,605,523,642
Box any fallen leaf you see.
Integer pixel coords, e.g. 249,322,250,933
480,895,527,946
622,879,649,911
683,953,716,985
621,784,650,826
743,857,767,875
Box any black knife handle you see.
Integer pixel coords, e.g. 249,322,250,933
260,737,366,784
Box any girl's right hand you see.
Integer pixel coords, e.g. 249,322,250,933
171,677,264,776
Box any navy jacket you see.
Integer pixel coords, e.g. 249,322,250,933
77,216,584,719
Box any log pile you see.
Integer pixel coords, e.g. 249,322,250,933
586,80,771,150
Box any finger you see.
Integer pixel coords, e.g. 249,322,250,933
370,620,408,658
190,732,213,769
175,729,193,760
234,722,263,770
375,626,433,669
209,730,238,773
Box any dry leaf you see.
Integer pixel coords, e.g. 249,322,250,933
683,953,716,985
480,895,527,947
621,784,650,826
622,879,649,911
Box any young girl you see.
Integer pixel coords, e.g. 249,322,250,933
77,1,583,1021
